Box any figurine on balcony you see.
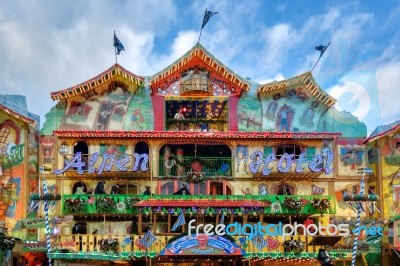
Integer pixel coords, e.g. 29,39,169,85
110,184,120,195
174,109,185,131
95,180,107,194
74,184,85,195
143,186,153,195
173,184,191,195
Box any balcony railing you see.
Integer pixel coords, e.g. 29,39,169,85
61,194,336,215
29,233,349,261
159,156,232,177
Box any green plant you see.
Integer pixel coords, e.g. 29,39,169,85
64,198,86,213
97,197,116,212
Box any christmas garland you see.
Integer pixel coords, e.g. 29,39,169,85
185,172,206,183
283,240,304,253
311,198,331,216
64,198,86,213
0,233,15,251
97,197,116,213
282,198,303,213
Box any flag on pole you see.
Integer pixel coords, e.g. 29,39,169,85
315,44,328,58
171,210,186,231
139,230,157,248
114,33,125,55
201,9,218,29
219,212,225,224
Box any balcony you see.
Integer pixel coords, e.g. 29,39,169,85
61,194,337,216
159,156,232,178
165,118,228,132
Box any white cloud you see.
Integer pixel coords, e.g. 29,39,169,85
376,62,400,124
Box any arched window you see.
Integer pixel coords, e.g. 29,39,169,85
72,182,87,194
135,142,149,154
303,108,314,120
161,182,175,195
73,141,88,170
266,101,278,118
274,184,295,195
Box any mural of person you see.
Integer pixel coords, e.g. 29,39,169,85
276,104,294,132
95,180,107,194
235,146,248,174
131,108,144,129
96,101,116,130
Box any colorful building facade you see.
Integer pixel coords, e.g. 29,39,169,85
0,95,40,265
7,43,388,265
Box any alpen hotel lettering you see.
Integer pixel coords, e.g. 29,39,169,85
53,150,333,176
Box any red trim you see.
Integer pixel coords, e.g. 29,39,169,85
364,123,400,144
228,96,239,131
0,104,36,126
53,130,341,139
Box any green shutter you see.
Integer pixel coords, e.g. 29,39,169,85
264,146,273,155
306,146,316,160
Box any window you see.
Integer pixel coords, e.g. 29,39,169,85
210,181,232,195
274,184,294,195
266,101,278,117
274,144,304,159
161,182,175,195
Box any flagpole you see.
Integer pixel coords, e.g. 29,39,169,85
311,41,331,72
114,30,118,64
198,8,207,43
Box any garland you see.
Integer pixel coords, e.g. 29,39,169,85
311,198,331,216
185,172,206,183
97,197,116,213
283,240,304,253
125,197,141,210
282,198,303,213
64,198,86,213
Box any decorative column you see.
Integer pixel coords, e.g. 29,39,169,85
176,148,184,176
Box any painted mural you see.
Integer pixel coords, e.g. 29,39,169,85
259,83,330,132
237,81,262,132
337,145,365,175
122,86,153,131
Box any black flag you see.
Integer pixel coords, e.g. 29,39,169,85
202,9,218,29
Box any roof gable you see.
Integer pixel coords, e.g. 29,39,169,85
50,64,144,101
149,43,251,96
257,72,336,108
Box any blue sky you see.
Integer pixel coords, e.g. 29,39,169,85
0,0,399,134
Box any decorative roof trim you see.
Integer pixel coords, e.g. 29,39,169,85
50,64,145,101
257,72,337,107
363,123,400,144
149,43,251,92
0,103,36,126
53,130,341,139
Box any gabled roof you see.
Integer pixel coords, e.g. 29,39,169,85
364,120,400,144
50,64,145,101
0,103,36,126
257,72,336,107
149,43,251,93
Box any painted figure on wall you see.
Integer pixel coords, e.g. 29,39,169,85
258,184,268,195
96,101,114,130
276,104,294,132
235,145,248,174
131,108,144,129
